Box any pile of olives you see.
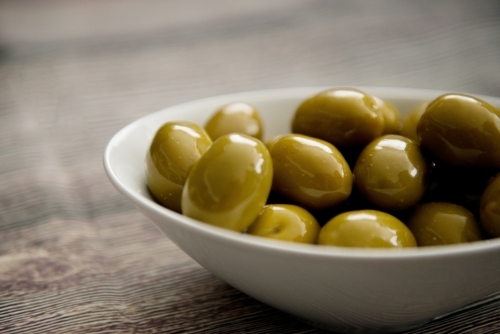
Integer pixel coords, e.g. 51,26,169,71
145,88,500,249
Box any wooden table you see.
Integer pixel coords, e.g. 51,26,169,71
1,1,500,332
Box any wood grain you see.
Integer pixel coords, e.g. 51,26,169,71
1,0,500,332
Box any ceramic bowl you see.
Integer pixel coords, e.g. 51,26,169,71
104,87,500,333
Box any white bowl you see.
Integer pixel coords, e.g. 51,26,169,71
104,87,500,333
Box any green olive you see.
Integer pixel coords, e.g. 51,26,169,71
271,134,353,209
317,210,417,248
399,102,428,142
264,135,284,153
146,121,212,212
417,93,500,168
205,102,264,141
354,134,429,211
374,96,402,134
480,174,500,238
291,88,385,148
181,133,272,232
247,204,320,244
407,202,483,246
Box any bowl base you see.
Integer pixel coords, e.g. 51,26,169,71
297,316,429,334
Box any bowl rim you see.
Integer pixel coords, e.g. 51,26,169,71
104,86,500,261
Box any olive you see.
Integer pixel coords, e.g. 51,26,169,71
205,102,264,141
264,135,284,153
247,204,320,244
417,93,500,168
181,133,273,232
374,96,402,134
291,88,385,148
270,134,353,210
146,121,212,212
407,202,483,246
353,134,429,211
317,210,417,248
480,174,500,238
399,102,428,142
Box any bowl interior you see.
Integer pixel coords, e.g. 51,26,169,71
104,86,500,254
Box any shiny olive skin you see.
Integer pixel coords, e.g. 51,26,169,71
146,121,212,212
374,96,402,134
417,93,500,168
247,204,320,244
205,102,264,141
407,202,483,246
291,88,385,148
354,134,429,211
271,134,353,209
181,133,273,232
318,210,417,248
480,174,500,238
399,102,428,142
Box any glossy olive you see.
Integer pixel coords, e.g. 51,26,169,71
181,133,273,232
354,134,429,211
399,102,428,142
417,93,500,168
291,88,385,148
205,102,264,141
374,96,402,134
407,202,483,246
247,204,320,244
146,121,212,212
264,135,284,153
271,134,353,209
317,210,417,248
480,174,500,237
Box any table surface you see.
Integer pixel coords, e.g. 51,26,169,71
1,1,500,333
